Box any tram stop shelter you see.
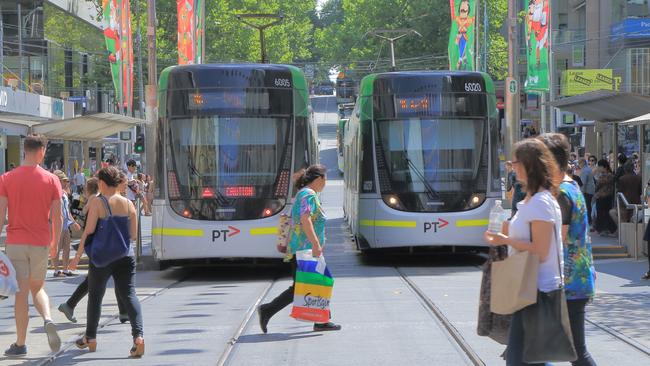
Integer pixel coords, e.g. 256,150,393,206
31,112,146,173
549,90,650,257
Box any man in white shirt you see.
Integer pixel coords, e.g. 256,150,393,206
73,170,85,194
125,159,139,204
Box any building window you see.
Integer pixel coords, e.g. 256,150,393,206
631,48,650,95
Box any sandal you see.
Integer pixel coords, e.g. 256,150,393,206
75,336,97,352
129,337,145,358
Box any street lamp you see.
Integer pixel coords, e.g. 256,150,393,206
235,13,284,64
369,29,422,71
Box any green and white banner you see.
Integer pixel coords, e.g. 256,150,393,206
448,0,476,71
524,0,550,92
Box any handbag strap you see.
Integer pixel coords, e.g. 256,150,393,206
98,195,112,217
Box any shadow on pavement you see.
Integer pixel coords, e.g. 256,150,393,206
588,292,650,346
237,331,323,343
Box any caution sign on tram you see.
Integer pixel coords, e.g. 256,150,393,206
423,219,449,233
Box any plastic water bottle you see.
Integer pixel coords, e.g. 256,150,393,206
488,200,505,233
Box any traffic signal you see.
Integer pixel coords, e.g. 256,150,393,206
134,134,145,153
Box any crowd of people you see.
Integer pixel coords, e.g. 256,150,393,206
1,135,146,358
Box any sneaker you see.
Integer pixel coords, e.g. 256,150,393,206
58,303,77,323
313,322,342,332
44,320,61,352
4,343,27,357
642,272,650,280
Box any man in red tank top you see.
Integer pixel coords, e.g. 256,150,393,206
0,134,63,357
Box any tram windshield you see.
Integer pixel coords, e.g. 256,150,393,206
168,115,291,220
376,118,487,212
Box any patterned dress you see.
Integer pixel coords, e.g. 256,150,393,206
560,180,596,300
288,188,327,255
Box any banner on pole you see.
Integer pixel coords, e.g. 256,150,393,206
524,0,550,92
102,0,133,112
177,0,204,65
448,0,477,71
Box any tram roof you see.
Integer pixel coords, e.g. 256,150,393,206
359,71,489,97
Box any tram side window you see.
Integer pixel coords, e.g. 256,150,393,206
360,119,375,193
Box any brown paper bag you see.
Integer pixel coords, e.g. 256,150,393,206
490,250,539,315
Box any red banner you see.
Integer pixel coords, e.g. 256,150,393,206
177,0,203,65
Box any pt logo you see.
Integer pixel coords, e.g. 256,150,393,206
212,226,241,242
424,218,449,233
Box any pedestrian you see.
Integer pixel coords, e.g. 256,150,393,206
144,175,154,216
614,160,642,223
642,179,650,280
538,133,598,366
58,177,129,324
125,159,139,205
578,158,595,226
69,166,144,357
73,169,85,194
257,165,341,333
614,153,627,187
505,161,515,202
484,138,564,365
0,134,63,356
52,170,82,277
593,159,617,236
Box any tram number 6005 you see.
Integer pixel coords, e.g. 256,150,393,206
464,83,482,92
274,78,291,88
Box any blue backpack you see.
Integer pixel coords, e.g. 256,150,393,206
86,195,131,267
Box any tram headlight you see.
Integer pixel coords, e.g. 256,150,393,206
383,195,403,210
466,193,485,209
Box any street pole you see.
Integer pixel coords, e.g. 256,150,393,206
235,14,284,63
145,0,157,178
0,10,4,78
17,3,23,91
136,0,145,119
549,1,556,133
369,29,422,71
505,0,520,158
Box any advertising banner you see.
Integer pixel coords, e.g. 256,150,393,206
102,0,133,112
177,0,205,65
448,0,476,71
524,0,550,92
561,69,619,97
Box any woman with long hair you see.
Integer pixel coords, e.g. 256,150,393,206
69,167,144,357
257,165,341,333
484,138,564,365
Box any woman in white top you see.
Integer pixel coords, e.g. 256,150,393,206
484,138,564,366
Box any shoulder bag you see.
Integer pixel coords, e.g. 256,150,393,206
88,196,132,268
490,223,539,315
521,226,577,363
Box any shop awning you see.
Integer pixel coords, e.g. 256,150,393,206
32,113,146,141
620,112,650,126
547,90,650,123
0,114,52,127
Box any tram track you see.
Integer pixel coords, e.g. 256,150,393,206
396,267,486,366
585,317,650,359
216,279,276,366
35,271,194,366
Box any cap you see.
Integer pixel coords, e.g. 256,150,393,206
53,170,69,182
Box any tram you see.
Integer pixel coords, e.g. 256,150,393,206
152,64,319,267
343,71,500,251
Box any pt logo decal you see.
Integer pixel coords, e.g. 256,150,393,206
424,218,449,233
212,226,241,242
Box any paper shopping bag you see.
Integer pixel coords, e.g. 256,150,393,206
490,250,539,315
290,250,333,323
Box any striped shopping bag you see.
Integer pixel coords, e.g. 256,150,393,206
290,250,334,323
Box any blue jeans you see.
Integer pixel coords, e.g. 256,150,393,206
506,310,551,366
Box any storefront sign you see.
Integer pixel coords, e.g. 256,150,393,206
561,69,620,97
611,18,650,43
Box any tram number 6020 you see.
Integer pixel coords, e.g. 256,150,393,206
464,83,482,92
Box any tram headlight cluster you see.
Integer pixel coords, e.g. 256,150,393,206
383,195,404,210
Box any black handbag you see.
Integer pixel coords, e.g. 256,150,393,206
521,227,577,363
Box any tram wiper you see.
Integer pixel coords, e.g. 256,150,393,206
403,150,439,201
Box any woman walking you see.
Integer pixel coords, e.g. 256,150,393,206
593,159,617,236
538,134,597,366
69,167,144,357
58,177,128,324
484,139,563,366
257,165,341,333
